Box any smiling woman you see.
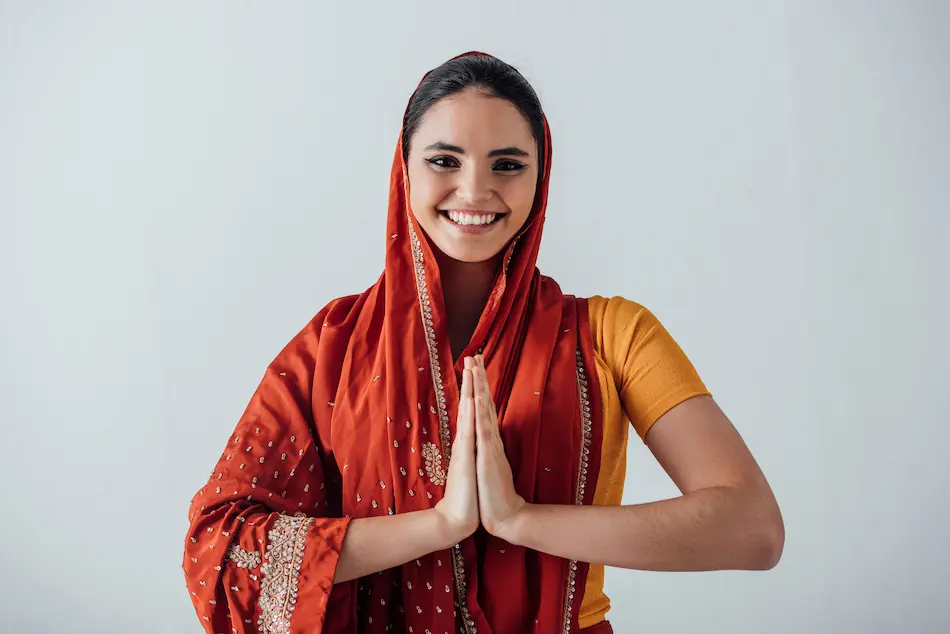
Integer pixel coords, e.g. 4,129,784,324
182,52,784,634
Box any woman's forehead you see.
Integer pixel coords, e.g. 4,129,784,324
410,91,536,154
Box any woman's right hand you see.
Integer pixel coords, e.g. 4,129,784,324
433,360,479,544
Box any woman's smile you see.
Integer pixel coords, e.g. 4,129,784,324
439,208,509,234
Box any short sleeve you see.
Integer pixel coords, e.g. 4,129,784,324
588,295,711,441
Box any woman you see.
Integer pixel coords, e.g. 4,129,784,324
183,52,784,634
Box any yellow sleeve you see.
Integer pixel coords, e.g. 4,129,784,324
588,295,711,441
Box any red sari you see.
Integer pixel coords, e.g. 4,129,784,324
183,52,606,634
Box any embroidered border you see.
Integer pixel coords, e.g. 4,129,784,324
407,220,453,465
453,543,478,634
503,237,518,275
407,210,476,634
257,513,313,634
561,346,593,634
573,348,592,506
227,543,262,570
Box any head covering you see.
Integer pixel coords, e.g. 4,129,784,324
184,52,604,634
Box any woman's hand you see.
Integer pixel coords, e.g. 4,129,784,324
471,355,527,541
433,363,480,545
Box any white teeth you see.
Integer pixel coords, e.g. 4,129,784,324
446,210,497,226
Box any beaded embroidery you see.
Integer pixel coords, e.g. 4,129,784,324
258,513,313,634
226,544,262,570
422,442,447,486
560,347,593,633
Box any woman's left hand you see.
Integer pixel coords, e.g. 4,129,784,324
470,355,527,541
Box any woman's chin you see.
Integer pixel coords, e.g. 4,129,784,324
441,247,500,264
431,237,505,265
412,214,512,264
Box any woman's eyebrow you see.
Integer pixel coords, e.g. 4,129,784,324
488,146,529,157
423,141,529,158
424,141,465,153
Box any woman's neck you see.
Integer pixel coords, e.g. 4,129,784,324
434,249,503,361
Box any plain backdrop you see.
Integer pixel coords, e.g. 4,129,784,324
2,2,948,633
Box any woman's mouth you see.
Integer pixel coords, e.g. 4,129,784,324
438,209,505,234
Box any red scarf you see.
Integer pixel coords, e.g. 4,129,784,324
184,51,604,634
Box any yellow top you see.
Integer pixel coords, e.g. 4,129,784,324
577,296,711,628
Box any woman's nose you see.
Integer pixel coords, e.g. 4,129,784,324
456,168,494,204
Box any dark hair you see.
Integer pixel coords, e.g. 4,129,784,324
402,54,544,162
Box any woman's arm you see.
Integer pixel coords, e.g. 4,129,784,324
335,508,461,582
473,356,784,571
335,365,481,583
184,312,477,632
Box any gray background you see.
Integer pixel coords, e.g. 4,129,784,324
2,1,948,632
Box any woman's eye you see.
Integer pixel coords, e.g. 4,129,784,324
426,156,459,169
494,161,525,172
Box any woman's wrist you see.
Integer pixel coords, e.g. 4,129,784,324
491,500,531,545
429,506,473,549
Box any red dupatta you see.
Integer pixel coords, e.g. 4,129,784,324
183,51,604,634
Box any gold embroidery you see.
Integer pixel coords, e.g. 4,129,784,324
421,442,446,486
258,513,313,634
503,237,519,275
561,346,593,634
226,544,261,570
408,219,453,466
407,213,475,634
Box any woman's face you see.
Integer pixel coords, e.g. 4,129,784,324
406,88,539,264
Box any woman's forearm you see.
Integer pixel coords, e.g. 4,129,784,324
499,485,784,572
334,509,459,583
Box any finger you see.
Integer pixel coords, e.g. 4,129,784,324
453,369,476,461
472,368,488,427
474,373,491,444
459,367,474,430
473,364,489,399
473,367,500,434
475,355,492,401
464,366,483,455
461,355,474,417
475,384,502,455
477,366,494,414
485,372,499,428
462,363,475,399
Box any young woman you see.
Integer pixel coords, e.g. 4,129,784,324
183,51,784,634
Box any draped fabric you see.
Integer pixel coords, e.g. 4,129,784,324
183,51,605,634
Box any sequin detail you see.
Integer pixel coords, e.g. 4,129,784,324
560,346,593,634
421,442,446,486
226,543,262,570
258,513,313,634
